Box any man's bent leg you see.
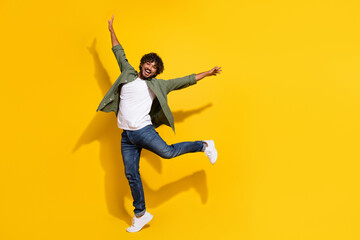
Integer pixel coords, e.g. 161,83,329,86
121,130,146,217
131,125,205,159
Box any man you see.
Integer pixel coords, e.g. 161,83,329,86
97,15,222,233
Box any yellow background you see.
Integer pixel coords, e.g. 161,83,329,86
1,0,360,239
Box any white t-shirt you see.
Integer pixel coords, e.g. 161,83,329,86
117,77,155,130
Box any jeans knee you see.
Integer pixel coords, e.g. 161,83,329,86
158,146,176,159
125,172,134,182
161,153,172,159
125,168,138,183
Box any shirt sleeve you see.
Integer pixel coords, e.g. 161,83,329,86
165,74,197,94
112,44,135,73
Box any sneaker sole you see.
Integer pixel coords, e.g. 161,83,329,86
126,214,153,233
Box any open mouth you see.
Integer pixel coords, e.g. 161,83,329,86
145,69,151,75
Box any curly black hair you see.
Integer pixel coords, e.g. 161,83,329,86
139,53,164,78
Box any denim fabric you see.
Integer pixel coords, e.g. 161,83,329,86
121,124,204,216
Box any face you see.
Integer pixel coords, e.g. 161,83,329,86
140,61,157,79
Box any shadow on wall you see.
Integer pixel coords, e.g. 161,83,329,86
73,38,212,224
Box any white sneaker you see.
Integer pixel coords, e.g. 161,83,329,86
203,140,217,164
126,211,153,233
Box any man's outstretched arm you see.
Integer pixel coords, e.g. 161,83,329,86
108,15,133,72
165,66,222,93
195,66,222,81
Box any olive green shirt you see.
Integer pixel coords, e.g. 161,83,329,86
96,44,197,133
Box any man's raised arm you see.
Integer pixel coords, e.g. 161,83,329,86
108,15,120,47
108,15,133,72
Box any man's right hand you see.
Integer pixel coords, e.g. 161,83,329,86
108,14,114,32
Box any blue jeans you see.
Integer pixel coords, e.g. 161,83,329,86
121,124,205,217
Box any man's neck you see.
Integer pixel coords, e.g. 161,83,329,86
138,73,152,81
